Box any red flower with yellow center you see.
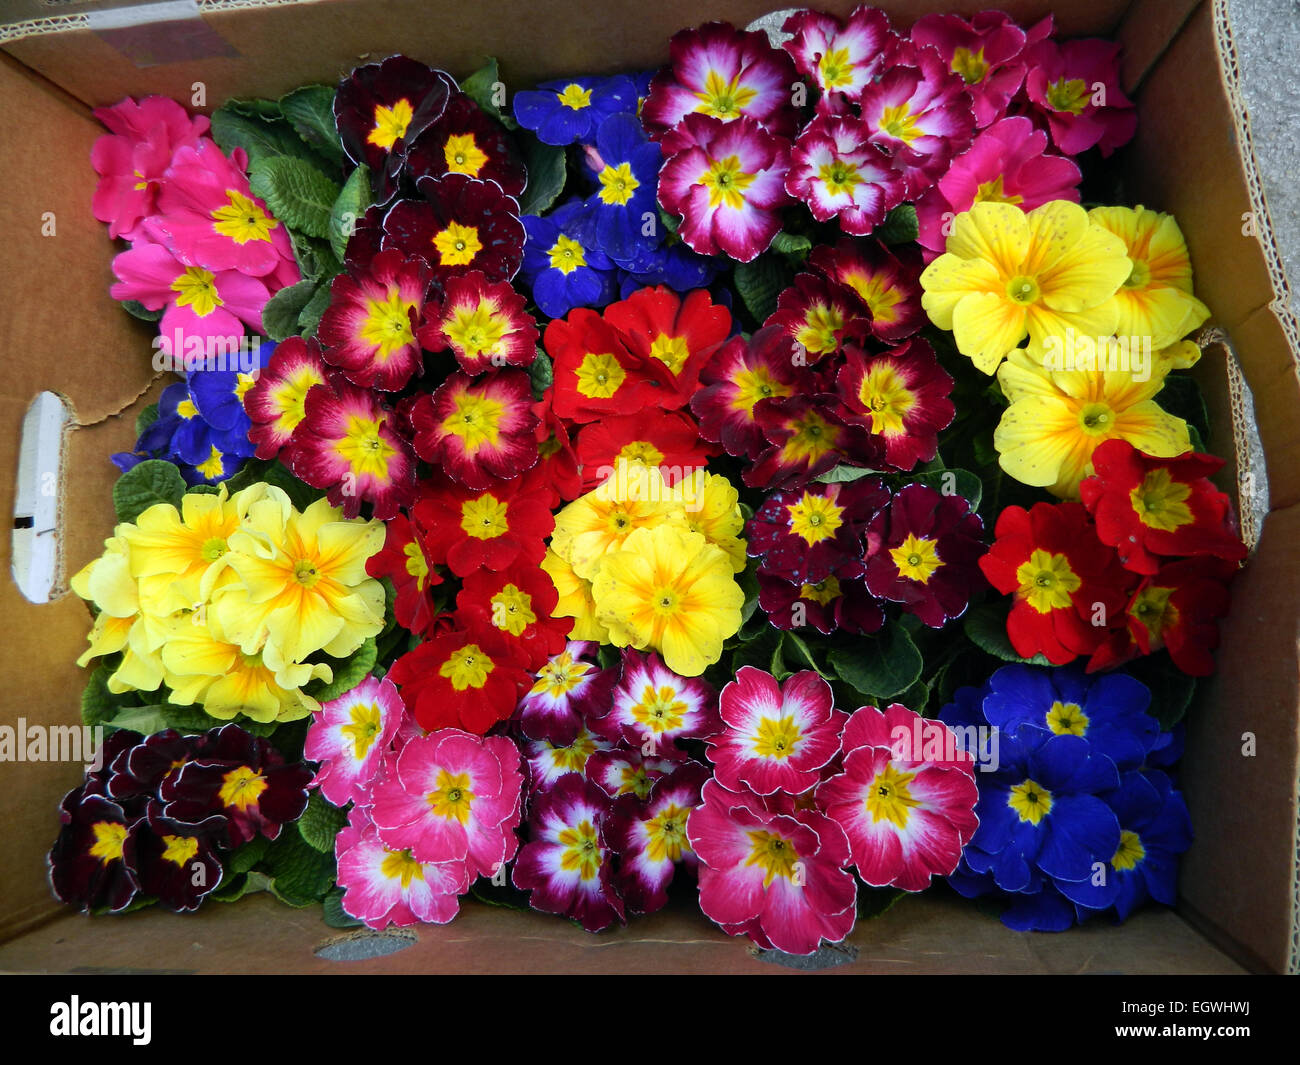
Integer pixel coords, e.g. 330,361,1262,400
243,336,332,460
409,369,539,490
317,249,431,391
764,272,870,362
691,327,803,459
456,564,572,671
412,471,554,577
365,512,444,636
388,627,533,734
418,269,538,375
574,409,716,492
808,238,926,343
405,91,527,197
382,173,524,282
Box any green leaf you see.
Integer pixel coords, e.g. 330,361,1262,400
121,299,163,323
858,887,906,919
113,459,186,523
210,108,322,168
962,603,1053,665
1154,373,1211,447
103,705,169,735
186,484,221,496
768,634,790,681
783,630,829,677
876,203,918,245
211,870,272,903
770,230,812,257
829,621,923,701
261,279,318,342
279,85,344,165
249,156,341,240
518,135,567,216
297,283,334,338
81,664,140,729
134,403,160,438
298,792,349,853
460,58,517,130
734,255,789,324
223,97,284,122
814,463,879,484
307,638,378,703
658,206,681,235
738,563,761,626
529,351,554,400
1126,652,1198,729
329,164,371,261
912,467,984,515
227,836,270,876
263,830,336,907
322,888,364,928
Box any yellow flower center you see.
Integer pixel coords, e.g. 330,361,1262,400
630,684,688,734
368,97,414,150
1045,77,1090,115
439,643,494,691
798,576,841,606
556,83,592,110
210,189,277,244
644,804,692,863
1008,778,1053,825
1131,584,1178,643
817,159,863,198
879,102,921,143
1129,468,1194,531
403,540,429,590
460,493,510,540
1124,259,1152,289
795,301,845,356
859,362,916,435
700,154,756,210
730,367,792,415
446,300,509,361
753,715,803,759
218,765,268,812
432,220,483,267
786,491,845,545
170,266,223,317
270,367,321,436
575,352,626,398
973,174,1024,205
341,701,384,759
890,533,945,584
557,819,603,879
864,762,922,828
441,389,504,454
649,333,691,375
359,289,417,358
161,834,200,868
950,46,988,85
843,269,903,323
195,445,226,480
530,651,588,699
1005,274,1041,304
694,69,757,120
1015,548,1082,613
744,829,799,887
651,587,681,615
200,536,228,562
548,234,587,275
235,372,258,402
490,583,536,636
379,847,425,888
177,398,199,419
1077,401,1116,435
443,132,488,177
617,440,665,467
427,769,476,824
1112,829,1146,872
335,413,398,480
598,162,641,207
1047,700,1090,737
780,409,839,465
817,47,855,90
89,821,128,864
293,558,321,587
550,732,600,775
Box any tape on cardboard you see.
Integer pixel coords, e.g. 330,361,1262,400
87,0,238,67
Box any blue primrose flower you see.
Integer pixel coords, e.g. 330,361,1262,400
513,74,639,146
187,340,273,433
520,202,618,318
569,113,663,262
113,381,254,486
615,239,726,297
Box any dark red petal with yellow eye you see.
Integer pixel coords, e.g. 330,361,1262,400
48,790,140,914
691,327,805,459
382,174,524,283
808,238,925,343
764,272,871,363
133,801,226,912
747,394,883,490
418,269,538,375
406,92,527,197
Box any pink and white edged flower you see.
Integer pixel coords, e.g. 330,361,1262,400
688,778,856,954
858,45,974,186
286,380,416,520
658,114,792,262
785,116,911,236
707,667,847,796
369,729,523,881
587,748,684,801
816,704,978,892
515,642,617,747
305,675,404,807
782,6,897,110
512,773,625,932
523,727,614,795
608,761,710,915
335,803,468,928
1021,37,1137,157
316,248,431,391
589,649,721,753
642,20,799,140
417,269,539,375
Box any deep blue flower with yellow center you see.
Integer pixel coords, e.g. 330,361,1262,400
569,113,663,262
520,200,617,318
614,235,724,296
113,380,254,486
514,74,638,145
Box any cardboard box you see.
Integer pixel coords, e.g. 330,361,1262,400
0,0,1294,974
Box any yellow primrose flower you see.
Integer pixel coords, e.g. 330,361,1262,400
550,466,683,580
1152,338,1201,377
591,525,743,677
1088,205,1210,349
920,200,1132,374
672,469,748,573
541,548,609,643
71,533,138,621
994,347,1191,499
211,493,386,666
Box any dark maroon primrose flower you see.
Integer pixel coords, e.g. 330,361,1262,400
131,801,226,913
405,92,527,198
48,789,141,913
106,728,211,803
758,570,885,635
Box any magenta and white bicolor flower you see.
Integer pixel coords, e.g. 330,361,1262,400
687,778,856,954
369,729,523,881
707,667,847,796
786,115,911,236
587,748,684,801
642,20,799,140
608,761,710,915
816,703,979,892
515,641,616,747
512,773,625,932
858,45,974,185
658,114,792,262
335,804,468,928
305,675,404,808
523,727,614,795
782,6,897,109
589,649,720,753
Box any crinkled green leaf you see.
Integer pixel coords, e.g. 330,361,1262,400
322,887,363,927
460,57,517,130
529,351,553,400
279,85,344,166
770,230,812,257
298,792,349,853
329,163,371,261
261,279,318,342
263,830,337,907
113,459,186,523
306,638,377,703
223,97,283,122
102,704,170,736
814,464,879,485
227,836,270,876
734,254,788,324
783,631,829,677
829,621,923,701
250,156,341,240
518,135,567,216
876,203,919,245
962,603,1053,665
912,467,984,515
297,282,334,338
210,108,321,168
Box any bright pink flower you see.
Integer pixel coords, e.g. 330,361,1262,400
512,774,625,932
523,729,613,794
808,238,926,342
287,381,416,520
707,667,847,796
609,762,710,915
1021,37,1137,157
368,729,523,881
149,138,297,280
914,116,1082,256
335,804,468,928
816,703,978,891
642,21,799,140
305,675,404,807
590,649,720,753
91,96,209,241
782,6,897,109
688,778,856,954
317,249,431,391
658,114,792,262
515,641,617,746
242,335,332,460
110,238,269,345
418,269,538,375
786,115,910,236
